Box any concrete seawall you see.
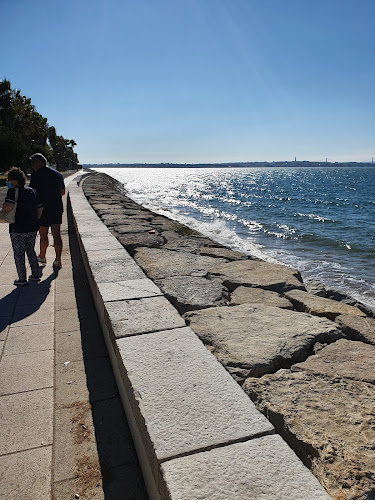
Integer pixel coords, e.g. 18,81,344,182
68,173,333,499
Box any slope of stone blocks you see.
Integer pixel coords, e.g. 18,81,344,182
68,172,333,500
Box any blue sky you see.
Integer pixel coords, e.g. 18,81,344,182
1,0,374,164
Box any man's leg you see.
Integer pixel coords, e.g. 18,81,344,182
39,226,49,259
51,223,62,263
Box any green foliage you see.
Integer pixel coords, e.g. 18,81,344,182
0,127,28,172
0,78,79,172
172,222,195,236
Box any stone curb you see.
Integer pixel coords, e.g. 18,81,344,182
68,175,331,499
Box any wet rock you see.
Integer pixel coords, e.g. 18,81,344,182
210,260,305,294
292,339,375,384
243,370,375,500
230,286,293,309
335,315,375,345
156,276,229,314
134,248,226,280
285,290,366,321
184,304,341,380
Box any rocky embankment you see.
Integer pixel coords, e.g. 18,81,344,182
82,172,375,500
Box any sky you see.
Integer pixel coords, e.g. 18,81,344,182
1,0,374,164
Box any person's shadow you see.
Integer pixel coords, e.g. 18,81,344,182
0,271,57,331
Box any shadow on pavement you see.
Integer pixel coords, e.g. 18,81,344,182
0,272,56,327
67,203,148,500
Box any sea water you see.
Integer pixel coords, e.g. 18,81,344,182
95,166,375,311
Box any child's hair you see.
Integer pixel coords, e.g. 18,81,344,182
7,167,27,187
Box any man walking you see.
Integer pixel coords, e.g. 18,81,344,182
29,153,65,269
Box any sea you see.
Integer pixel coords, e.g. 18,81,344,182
94,166,375,312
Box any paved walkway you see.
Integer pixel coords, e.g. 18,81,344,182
0,175,147,500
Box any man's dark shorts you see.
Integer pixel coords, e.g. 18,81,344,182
39,209,63,227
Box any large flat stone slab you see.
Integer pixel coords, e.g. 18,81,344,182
292,339,375,384
134,248,226,280
105,296,185,338
285,289,366,320
97,279,162,302
211,259,305,293
230,286,293,309
335,314,375,345
0,350,54,395
185,304,342,379
156,276,229,314
80,234,123,252
116,327,274,489
244,370,375,500
86,250,146,283
5,323,54,355
161,435,331,500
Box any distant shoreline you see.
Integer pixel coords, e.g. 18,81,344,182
84,161,374,169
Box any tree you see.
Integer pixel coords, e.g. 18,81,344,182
0,78,79,172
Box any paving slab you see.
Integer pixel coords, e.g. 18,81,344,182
12,301,55,327
0,388,53,454
97,278,162,302
4,322,54,355
0,319,10,356
53,404,101,483
55,307,80,334
0,264,18,285
0,350,54,395
55,330,84,364
55,359,90,407
86,250,146,283
0,446,52,500
80,234,123,252
161,435,331,500
116,327,274,486
17,280,54,305
106,296,186,338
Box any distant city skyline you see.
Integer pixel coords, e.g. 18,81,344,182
1,0,374,164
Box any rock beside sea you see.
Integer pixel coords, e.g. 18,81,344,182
335,314,375,345
184,304,342,380
210,259,305,294
230,286,293,309
244,370,375,500
285,289,367,321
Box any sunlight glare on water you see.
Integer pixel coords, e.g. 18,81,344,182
95,166,375,310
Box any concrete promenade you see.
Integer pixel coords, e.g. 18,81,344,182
0,175,147,499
